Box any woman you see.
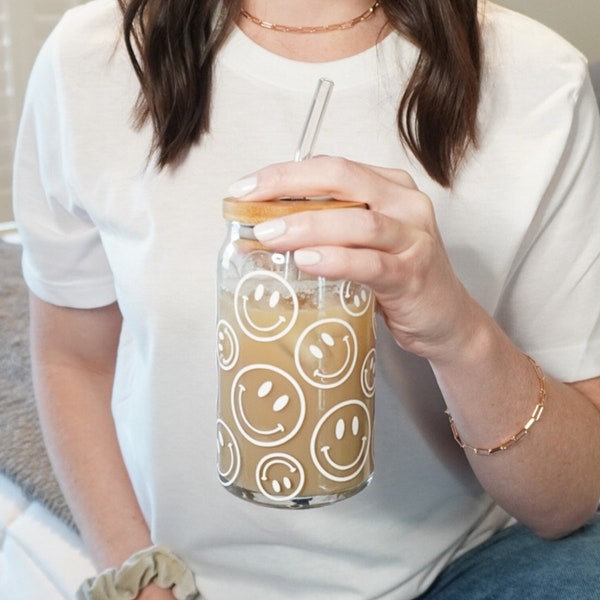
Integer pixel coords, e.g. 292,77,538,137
13,0,600,598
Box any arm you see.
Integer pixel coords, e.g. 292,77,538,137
428,309,600,539
228,156,600,540
29,293,176,599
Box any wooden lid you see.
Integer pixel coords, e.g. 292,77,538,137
223,197,366,224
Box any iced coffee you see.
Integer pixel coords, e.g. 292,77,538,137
217,199,376,508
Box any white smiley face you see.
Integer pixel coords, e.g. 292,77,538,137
234,271,298,342
255,453,305,502
216,319,239,371
360,348,376,399
294,318,358,389
340,281,373,317
310,400,372,482
240,250,276,275
216,419,241,487
231,364,306,447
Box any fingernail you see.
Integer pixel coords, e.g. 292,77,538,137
294,249,322,266
254,219,286,241
228,176,258,197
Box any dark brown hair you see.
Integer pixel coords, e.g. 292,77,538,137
119,0,481,187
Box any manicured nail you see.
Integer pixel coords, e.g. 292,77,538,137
228,176,258,197
294,249,322,266
254,219,286,241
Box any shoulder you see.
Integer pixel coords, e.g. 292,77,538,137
40,0,124,78
481,3,589,99
55,0,122,41
19,0,143,203
26,0,135,124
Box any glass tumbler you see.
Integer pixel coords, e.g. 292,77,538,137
216,198,376,508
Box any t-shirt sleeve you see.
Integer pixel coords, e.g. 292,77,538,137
496,67,600,383
12,21,116,309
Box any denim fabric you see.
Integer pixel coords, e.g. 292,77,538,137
417,511,600,599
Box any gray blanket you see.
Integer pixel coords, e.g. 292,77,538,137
0,239,74,528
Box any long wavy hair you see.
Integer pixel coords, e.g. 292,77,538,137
118,0,481,187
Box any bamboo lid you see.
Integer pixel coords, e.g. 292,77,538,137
223,197,366,224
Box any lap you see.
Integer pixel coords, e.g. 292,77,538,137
418,510,600,600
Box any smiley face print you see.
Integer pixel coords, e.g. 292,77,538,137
231,364,306,447
216,419,241,487
234,271,299,342
239,249,276,275
310,400,372,483
255,453,305,502
360,348,376,399
294,318,358,389
340,281,373,318
216,319,240,371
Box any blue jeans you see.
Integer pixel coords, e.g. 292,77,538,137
417,510,600,599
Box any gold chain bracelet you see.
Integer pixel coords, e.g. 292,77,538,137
445,354,546,456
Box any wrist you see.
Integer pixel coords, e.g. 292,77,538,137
429,308,544,454
423,294,497,368
445,354,547,455
136,583,177,599
77,545,199,600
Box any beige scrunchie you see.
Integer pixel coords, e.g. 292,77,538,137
76,545,201,600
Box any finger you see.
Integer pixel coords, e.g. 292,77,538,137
291,245,410,298
253,205,420,255
309,156,420,191
227,156,419,209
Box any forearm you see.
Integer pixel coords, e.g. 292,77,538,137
29,296,153,571
225,156,600,538
34,363,153,569
430,301,600,538
45,377,191,600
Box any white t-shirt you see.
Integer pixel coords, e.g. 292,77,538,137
13,1,600,598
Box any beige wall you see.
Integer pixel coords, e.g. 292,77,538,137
0,0,83,223
497,0,600,63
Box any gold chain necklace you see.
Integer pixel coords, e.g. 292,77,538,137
239,1,381,34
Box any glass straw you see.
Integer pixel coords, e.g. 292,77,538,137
294,78,334,162
290,78,334,297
